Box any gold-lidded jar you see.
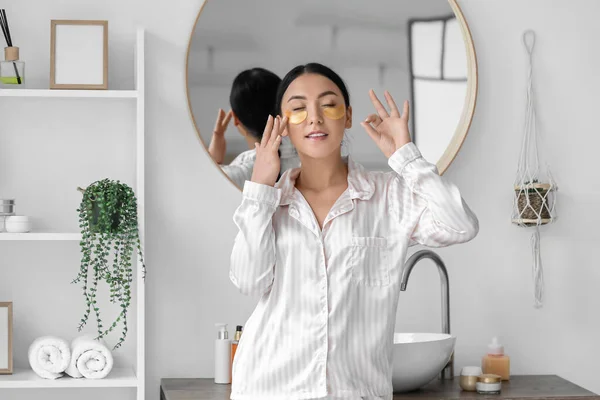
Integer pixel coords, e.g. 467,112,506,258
476,373,502,394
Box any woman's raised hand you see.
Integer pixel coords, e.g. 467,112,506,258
208,108,233,164
360,90,411,158
250,115,288,187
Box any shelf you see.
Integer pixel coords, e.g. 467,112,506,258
0,89,138,98
0,367,137,389
0,232,82,241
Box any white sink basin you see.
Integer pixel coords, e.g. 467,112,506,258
392,333,456,393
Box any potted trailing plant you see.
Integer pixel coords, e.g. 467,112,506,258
72,179,146,349
513,179,553,225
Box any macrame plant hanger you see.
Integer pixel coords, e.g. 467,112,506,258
511,30,557,309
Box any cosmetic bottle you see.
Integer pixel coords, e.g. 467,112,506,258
230,325,243,379
214,323,231,384
482,336,510,380
1,47,25,88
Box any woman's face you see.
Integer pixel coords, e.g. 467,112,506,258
280,73,352,160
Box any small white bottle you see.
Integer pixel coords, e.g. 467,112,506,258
214,323,232,384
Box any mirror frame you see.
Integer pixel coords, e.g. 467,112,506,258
438,0,478,175
185,0,478,189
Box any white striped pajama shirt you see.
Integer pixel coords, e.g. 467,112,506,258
220,149,255,189
229,142,479,400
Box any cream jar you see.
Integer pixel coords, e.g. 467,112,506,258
476,373,502,394
5,215,32,233
460,366,482,391
0,199,15,215
0,199,16,233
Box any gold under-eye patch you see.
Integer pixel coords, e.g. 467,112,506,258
322,104,346,120
285,110,308,125
284,104,346,125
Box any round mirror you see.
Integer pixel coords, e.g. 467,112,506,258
186,0,477,190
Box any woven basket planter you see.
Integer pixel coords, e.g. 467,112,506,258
513,183,553,226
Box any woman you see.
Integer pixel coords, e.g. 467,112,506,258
208,67,300,188
229,63,479,400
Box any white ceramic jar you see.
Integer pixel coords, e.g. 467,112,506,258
5,215,32,233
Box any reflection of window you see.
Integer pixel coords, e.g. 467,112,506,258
408,15,467,164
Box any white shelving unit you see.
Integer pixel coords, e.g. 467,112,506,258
1,368,138,389
0,28,146,400
0,89,138,98
0,233,82,241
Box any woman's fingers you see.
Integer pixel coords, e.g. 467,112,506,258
267,117,280,147
260,115,274,147
258,115,287,152
360,120,381,143
270,116,283,150
369,89,389,119
384,91,401,118
401,100,409,122
271,134,282,151
279,116,289,137
364,113,382,127
222,109,233,129
213,108,225,133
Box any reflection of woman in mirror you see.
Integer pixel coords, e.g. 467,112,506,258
208,67,300,189
229,63,478,400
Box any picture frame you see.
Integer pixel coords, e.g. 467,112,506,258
50,20,108,89
0,302,13,375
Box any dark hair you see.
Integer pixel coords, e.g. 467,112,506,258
229,68,281,140
275,63,350,116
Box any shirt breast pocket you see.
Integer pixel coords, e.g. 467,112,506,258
350,236,390,286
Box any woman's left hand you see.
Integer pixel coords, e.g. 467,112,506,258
361,89,411,158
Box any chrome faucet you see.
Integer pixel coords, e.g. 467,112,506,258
400,250,454,380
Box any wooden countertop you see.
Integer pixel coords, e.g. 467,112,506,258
160,375,600,400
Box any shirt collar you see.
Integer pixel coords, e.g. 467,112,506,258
276,156,375,206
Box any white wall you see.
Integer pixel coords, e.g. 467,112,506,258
1,1,599,399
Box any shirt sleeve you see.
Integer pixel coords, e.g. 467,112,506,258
220,163,253,189
387,142,479,247
229,181,281,296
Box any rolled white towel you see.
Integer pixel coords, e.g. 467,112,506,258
65,334,114,379
28,336,71,379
